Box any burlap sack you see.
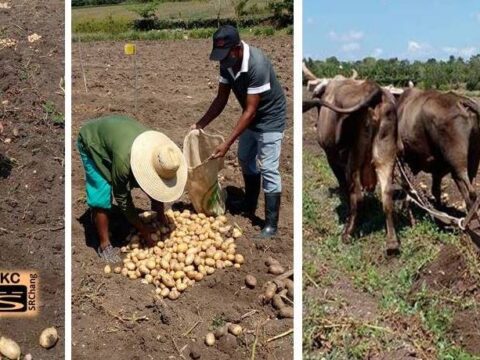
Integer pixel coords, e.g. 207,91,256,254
183,129,226,216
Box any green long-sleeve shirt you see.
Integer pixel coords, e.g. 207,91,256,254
78,115,148,222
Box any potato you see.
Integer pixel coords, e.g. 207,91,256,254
265,256,280,267
0,337,21,360
104,265,112,274
177,282,188,292
145,274,154,284
272,294,285,310
185,254,195,266
39,327,59,349
206,266,215,275
160,288,170,298
205,332,215,346
125,262,136,271
168,288,180,300
181,264,192,271
146,259,157,270
228,324,242,336
245,275,257,289
160,259,170,271
214,325,228,339
121,268,129,277
137,252,147,261
205,258,216,267
113,266,122,274
138,265,150,275
278,306,294,319
173,271,185,280
268,264,285,275
162,274,176,288
234,254,245,265
232,228,242,238
264,282,278,301
177,243,188,253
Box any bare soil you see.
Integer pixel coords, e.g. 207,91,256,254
0,1,65,358
72,36,293,359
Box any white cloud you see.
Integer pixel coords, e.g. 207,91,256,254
372,48,383,57
442,46,478,58
407,41,422,52
329,30,364,42
475,12,480,22
342,42,360,52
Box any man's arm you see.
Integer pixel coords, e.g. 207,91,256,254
211,93,261,158
194,83,231,129
151,198,167,225
112,169,155,246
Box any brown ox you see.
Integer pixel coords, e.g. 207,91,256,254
304,76,400,254
397,89,480,209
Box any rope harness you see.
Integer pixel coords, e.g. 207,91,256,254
396,159,480,232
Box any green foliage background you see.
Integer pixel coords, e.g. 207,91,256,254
304,55,480,91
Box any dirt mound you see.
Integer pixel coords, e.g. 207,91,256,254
72,36,293,359
411,245,472,294
451,309,480,356
0,1,64,358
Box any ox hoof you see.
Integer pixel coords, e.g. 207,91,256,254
341,233,353,244
385,242,400,256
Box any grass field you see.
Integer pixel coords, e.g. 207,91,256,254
73,0,272,24
303,146,480,359
72,0,289,41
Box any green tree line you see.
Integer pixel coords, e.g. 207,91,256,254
304,55,480,91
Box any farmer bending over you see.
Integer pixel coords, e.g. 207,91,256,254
77,115,187,262
192,25,287,238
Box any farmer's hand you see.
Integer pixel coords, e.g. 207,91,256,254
138,225,156,248
211,141,230,159
190,123,204,130
156,212,168,226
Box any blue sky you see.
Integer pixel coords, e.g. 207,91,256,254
304,0,480,61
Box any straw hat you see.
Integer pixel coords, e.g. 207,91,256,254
130,131,187,202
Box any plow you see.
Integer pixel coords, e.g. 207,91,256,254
397,159,480,248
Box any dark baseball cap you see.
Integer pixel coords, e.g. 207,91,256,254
209,25,241,61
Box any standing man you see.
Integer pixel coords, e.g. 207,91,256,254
78,115,187,262
192,25,286,238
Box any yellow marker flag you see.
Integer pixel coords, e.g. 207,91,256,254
124,43,136,55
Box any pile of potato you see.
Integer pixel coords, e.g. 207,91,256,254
261,258,294,319
108,209,245,300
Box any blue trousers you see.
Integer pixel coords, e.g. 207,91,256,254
237,129,283,193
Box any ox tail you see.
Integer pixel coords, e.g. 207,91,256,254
310,87,382,114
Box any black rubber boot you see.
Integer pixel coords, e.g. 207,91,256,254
259,192,281,238
228,173,261,215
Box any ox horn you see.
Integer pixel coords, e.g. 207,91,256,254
303,62,318,81
310,87,382,114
